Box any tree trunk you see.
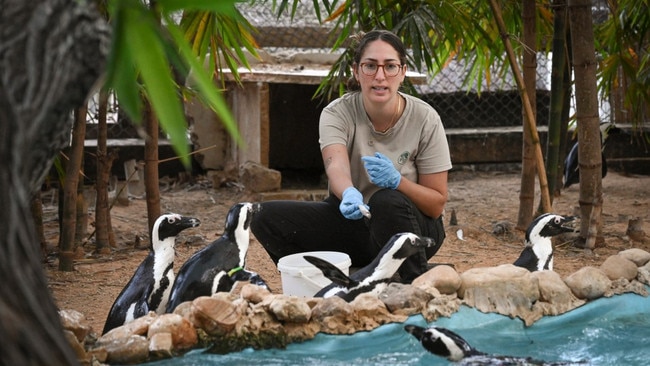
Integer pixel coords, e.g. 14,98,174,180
568,0,604,249
144,100,162,235
546,0,569,200
59,106,87,271
95,88,115,253
517,0,538,230
558,29,573,191
75,151,88,247
0,0,108,364
488,0,552,216
32,192,49,261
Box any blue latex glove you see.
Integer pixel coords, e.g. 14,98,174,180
361,152,401,190
339,187,368,220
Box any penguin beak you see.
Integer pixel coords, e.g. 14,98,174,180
182,216,201,228
416,236,437,248
556,215,577,233
404,324,425,339
394,234,437,259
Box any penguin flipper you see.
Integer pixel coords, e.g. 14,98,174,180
513,246,537,272
303,255,357,288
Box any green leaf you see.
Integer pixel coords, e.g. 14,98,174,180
165,17,243,146
157,0,239,14
125,6,191,166
105,2,142,123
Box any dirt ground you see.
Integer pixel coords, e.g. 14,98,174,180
45,170,650,335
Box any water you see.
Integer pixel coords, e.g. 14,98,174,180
142,290,650,365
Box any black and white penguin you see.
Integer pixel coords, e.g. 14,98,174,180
165,202,268,312
563,122,620,189
513,213,575,272
404,324,586,365
303,232,435,302
563,141,608,189
102,213,200,334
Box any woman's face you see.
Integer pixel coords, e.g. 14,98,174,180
353,39,406,104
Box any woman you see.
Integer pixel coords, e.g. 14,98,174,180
251,30,452,283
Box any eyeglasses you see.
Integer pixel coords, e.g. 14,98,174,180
359,62,403,77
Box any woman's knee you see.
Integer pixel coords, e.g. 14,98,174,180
368,189,410,215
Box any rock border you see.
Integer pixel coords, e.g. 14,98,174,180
60,248,650,365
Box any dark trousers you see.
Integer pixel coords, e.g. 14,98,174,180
250,189,445,283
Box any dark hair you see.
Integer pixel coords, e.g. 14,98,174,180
346,30,408,91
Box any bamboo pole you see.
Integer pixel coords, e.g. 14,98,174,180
488,0,552,213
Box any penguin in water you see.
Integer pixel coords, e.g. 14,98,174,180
102,213,200,334
303,232,435,302
404,324,587,365
165,202,269,312
513,213,575,272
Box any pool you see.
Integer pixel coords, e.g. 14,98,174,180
142,290,650,365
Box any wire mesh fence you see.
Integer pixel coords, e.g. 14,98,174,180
238,1,613,129
90,1,614,138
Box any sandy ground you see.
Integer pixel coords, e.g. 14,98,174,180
45,170,650,334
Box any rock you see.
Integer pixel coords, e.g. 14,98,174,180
638,261,650,285
236,302,283,335
87,346,108,364
564,266,612,300
241,283,272,304
351,293,407,330
609,278,649,297
102,335,150,365
191,296,241,336
412,264,461,295
379,283,433,316
148,313,198,350
600,254,638,281
282,321,321,342
171,301,194,319
531,270,585,316
239,161,281,192
422,294,462,322
59,309,92,343
267,296,312,323
311,296,356,334
625,217,646,243
98,311,157,343
64,329,87,362
148,332,174,359
459,264,540,325
618,248,650,267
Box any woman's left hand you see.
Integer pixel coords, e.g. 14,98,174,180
361,152,401,189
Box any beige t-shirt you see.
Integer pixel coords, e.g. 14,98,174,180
319,91,452,202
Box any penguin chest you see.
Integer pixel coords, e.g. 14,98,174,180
150,262,174,313
532,240,553,271
342,281,388,302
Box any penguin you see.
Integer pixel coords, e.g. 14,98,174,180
165,202,269,312
404,324,587,365
102,213,200,334
303,232,435,302
513,213,575,272
563,122,620,189
563,141,607,189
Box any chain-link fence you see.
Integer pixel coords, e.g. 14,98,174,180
239,2,613,129
89,2,614,137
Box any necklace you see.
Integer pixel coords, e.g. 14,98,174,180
378,95,401,133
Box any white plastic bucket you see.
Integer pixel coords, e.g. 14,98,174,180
277,251,351,297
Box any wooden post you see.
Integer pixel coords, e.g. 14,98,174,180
229,81,270,167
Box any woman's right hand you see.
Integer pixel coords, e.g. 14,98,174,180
339,187,369,220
